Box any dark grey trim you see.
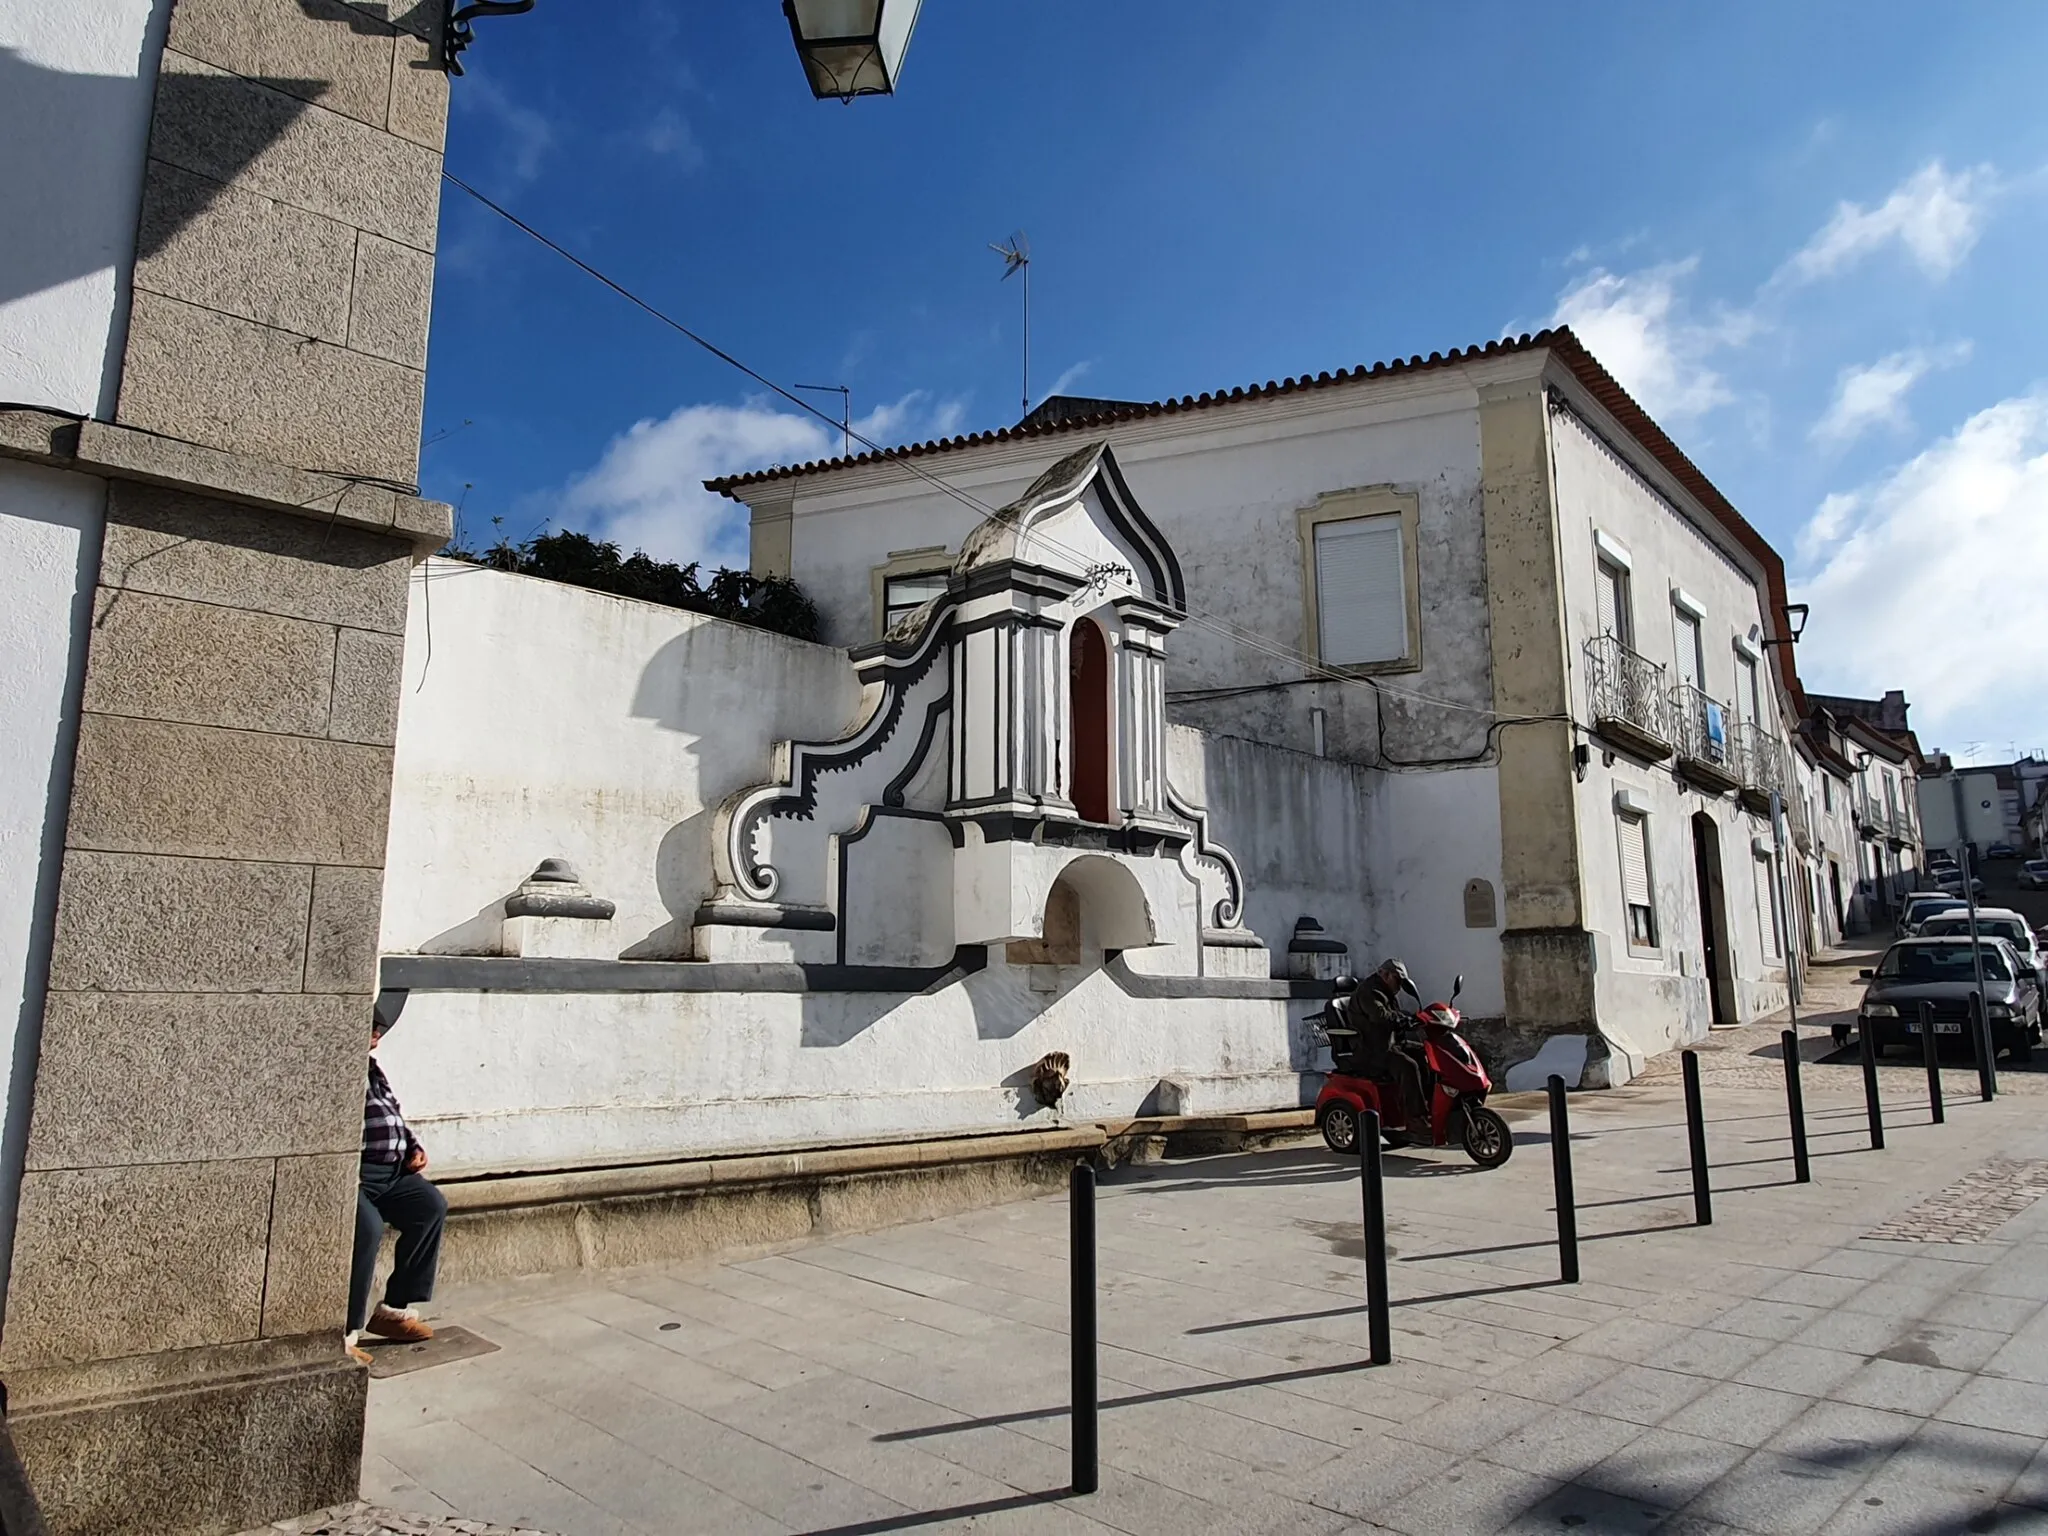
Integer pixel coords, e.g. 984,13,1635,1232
693,901,836,931
884,693,951,808
1103,954,1331,1000
504,893,617,920
381,945,990,995
1095,447,1187,611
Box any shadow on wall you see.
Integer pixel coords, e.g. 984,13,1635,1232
0,48,325,309
625,619,862,955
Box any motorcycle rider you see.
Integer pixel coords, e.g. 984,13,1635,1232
1334,957,1428,1128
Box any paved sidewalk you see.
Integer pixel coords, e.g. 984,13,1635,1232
349,1016,2048,1536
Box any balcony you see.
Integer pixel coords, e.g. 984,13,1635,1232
1585,637,1672,762
1730,721,1786,817
1670,683,1743,794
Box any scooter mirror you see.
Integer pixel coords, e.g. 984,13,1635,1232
1452,974,1464,1001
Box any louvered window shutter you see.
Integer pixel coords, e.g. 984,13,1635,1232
1673,612,1702,690
1595,563,1621,642
1619,815,1652,910
1315,516,1407,665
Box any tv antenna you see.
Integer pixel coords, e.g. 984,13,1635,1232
990,231,1030,416
793,383,851,454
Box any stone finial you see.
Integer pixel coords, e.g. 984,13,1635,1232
503,859,615,920
1286,915,1349,982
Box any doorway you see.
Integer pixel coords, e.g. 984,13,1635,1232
1827,859,1845,940
1069,619,1112,824
1691,812,1737,1025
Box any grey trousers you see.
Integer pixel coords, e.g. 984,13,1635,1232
350,1158,447,1333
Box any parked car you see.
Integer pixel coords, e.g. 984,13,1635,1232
1932,868,1987,899
1858,937,2042,1062
1918,909,2046,985
1897,893,1968,938
2021,860,2048,891
1988,842,2020,860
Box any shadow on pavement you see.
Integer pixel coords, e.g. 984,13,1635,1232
873,1355,1385,1443
1185,1277,1567,1335
796,1490,1076,1535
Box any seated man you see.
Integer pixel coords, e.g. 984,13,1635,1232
349,1000,447,1366
1334,957,1428,1129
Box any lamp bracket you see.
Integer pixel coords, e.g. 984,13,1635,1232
442,0,536,76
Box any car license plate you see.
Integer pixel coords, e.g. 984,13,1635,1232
1907,1020,1963,1035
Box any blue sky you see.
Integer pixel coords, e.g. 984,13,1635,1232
421,1,2048,762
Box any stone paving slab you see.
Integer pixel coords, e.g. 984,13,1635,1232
349,952,2048,1533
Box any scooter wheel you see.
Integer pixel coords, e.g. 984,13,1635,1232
1319,1103,1360,1154
1461,1105,1513,1169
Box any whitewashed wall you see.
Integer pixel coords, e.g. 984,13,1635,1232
379,970,1318,1176
0,463,104,1261
373,565,1392,1172
380,560,866,957
1551,410,1789,1062
0,0,170,417
761,379,1493,767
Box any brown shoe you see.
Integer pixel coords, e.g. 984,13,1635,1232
364,1305,433,1343
346,1343,374,1367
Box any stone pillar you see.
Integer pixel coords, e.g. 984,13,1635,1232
0,2,451,1531
1478,375,1597,1034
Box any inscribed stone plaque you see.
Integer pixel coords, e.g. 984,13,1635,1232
1463,878,1497,929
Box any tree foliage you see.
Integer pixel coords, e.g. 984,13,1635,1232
442,529,820,642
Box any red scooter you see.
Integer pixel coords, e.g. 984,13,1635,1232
1315,975,1513,1168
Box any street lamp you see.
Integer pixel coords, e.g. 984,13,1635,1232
1762,602,1809,648
782,0,923,101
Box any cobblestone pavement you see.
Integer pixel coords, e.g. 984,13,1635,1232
1866,1160,2048,1243
240,1501,550,1535
354,1041,2048,1535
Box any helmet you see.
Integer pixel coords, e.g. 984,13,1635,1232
1331,974,1359,994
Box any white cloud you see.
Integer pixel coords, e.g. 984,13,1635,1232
639,107,703,169
556,392,967,569
1784,162,1991,283
1550,259,1751,421
1042,360,1094,401
1793,388,2048,748
1810,343,1971,447
453,73,554,182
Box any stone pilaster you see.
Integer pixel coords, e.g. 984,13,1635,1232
0,2,453,1530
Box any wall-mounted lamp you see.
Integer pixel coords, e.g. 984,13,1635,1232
1762,603,1809,648
783,0,923,101
441,0,535,76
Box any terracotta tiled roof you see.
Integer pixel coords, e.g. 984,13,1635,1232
705,324,1803,699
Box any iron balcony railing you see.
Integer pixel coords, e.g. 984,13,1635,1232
1729,721,1788,797
1669,682,1735,770
1585,636,1670,751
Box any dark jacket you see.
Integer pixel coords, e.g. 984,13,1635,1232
1337,979,1406,1074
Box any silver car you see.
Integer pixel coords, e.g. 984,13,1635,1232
1919,909,2046,987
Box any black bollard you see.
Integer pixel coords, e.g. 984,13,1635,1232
1781,1029,1811,1184
1069,1162,1097,1495
1547,1074,1579,1284
1682,1050,1712,1225
1858,1011,1885,1151
1970,990,1997,1102
1920,1000,1944,1125
1359,1109,1391,1366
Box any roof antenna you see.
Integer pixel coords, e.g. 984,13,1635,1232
990,231,1030,417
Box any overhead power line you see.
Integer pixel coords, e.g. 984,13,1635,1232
438,170,1560,730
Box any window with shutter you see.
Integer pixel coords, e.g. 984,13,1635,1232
1596,560,1630,646
1673,610,1703,691
1314,514,1408,665
1618,812,1656,948
1739,655,1762,727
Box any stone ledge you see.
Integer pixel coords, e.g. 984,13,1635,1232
0,409,451,549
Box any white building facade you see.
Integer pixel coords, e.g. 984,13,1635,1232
713,330,1812,1083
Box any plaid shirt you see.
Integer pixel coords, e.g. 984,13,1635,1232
363,1056,419,1166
